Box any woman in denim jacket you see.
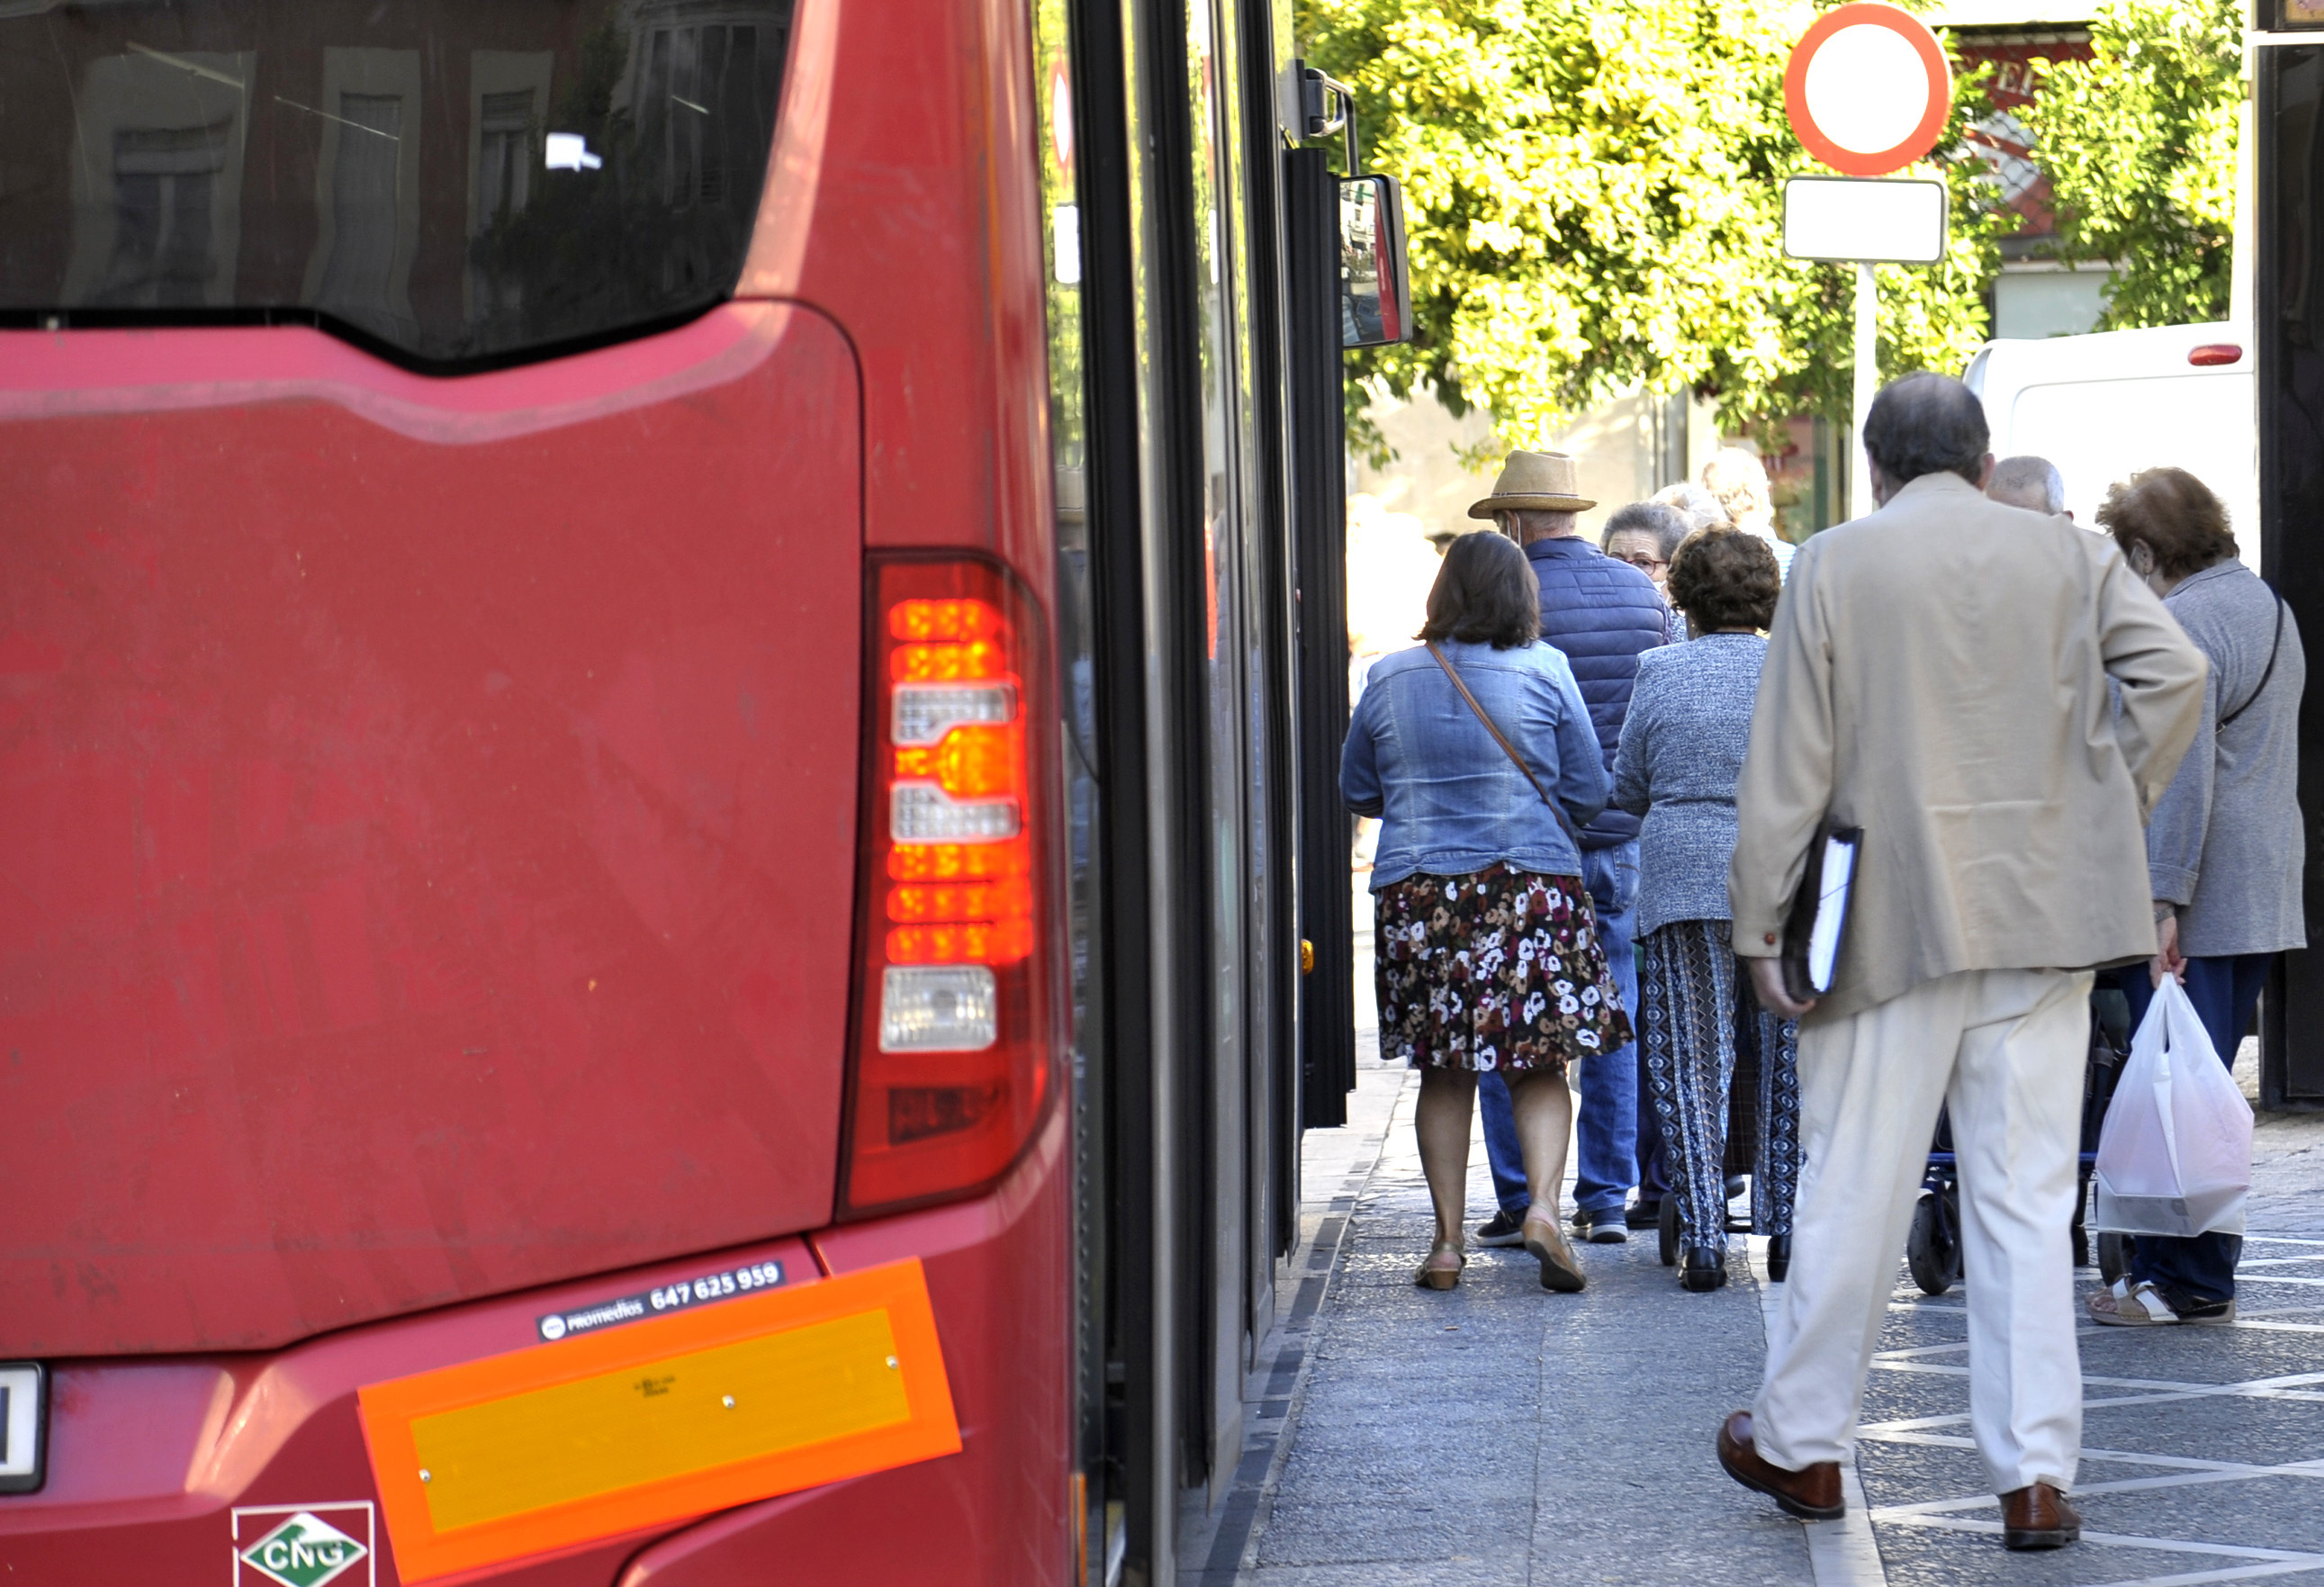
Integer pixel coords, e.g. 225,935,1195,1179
1341,530,1632,1293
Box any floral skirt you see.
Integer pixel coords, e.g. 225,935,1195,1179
1374,861,1633,1077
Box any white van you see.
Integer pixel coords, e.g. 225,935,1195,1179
1964,322,2257,567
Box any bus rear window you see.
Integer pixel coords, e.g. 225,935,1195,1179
0,1,795,367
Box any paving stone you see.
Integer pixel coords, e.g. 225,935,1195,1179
1254,1494,1536,1568
1238,1053,1817,1587
1241,1563,1528,1587
1225,911,2324,1586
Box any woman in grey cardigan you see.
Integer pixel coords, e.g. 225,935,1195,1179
2091,468,2307,1328
1612,527,1801,1292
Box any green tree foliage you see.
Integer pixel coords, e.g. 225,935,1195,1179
1299,0,2004,448
2020,0,2240,329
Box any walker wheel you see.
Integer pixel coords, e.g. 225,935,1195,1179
1906,1191,1959,1297
1658,1192,1680,1267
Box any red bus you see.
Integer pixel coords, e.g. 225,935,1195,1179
0,0,1373,1582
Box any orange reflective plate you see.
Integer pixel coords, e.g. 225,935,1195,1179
357,1258,960,1582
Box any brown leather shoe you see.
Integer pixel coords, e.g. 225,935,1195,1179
1717,1411,1843,1520
2000,1483,2080,1550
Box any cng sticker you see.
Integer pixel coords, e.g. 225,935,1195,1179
231,1504,375,1587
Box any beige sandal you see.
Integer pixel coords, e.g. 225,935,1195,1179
1415,1240,1466,1291
1522,1213,1587,1293
2089,1276,2235,1326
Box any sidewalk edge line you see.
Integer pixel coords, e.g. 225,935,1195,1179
1748,1237,1890,1587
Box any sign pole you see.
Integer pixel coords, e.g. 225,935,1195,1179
1851,260,1877,518
1780,1,1955,522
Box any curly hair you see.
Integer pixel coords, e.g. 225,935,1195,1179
1418,525,1541,648
1666,525,1780,633
2096,466,2237,579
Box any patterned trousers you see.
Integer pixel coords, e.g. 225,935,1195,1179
1638,919,1802,1245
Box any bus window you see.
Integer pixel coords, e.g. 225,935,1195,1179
0,0,794,366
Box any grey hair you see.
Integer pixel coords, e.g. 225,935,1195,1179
1651,482,1732,535
1862,374,1990,488
1600,501,1692,561
1493,508,1576,541
1988,455,2065,515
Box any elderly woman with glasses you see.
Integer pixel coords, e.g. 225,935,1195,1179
1602,501,1694,645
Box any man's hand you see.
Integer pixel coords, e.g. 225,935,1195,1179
1748,954,1818,1021
2151,905,2186,989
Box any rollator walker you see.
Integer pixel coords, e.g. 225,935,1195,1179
1905,983,2133,1296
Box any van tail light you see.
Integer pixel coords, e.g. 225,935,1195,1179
2189,343,2243,366
840,556,1057,1217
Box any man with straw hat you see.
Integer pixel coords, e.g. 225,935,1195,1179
1464,451,1668,1252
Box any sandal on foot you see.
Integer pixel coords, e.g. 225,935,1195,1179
1522,1213,1586,1293
2088,1278,2179,1326
1415,1240,1466,1291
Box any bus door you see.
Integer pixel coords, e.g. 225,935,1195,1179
2255,24,2324,1107
1052,5,1410,1579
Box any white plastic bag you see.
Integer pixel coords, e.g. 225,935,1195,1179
2092,977,2253,1238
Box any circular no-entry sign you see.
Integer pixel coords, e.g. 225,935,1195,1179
1784,3,1953,176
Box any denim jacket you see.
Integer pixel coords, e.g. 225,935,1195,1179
1340,639,1607,889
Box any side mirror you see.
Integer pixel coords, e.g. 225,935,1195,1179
1338,175,1412,348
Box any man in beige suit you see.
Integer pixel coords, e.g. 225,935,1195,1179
1715,375,2205,1549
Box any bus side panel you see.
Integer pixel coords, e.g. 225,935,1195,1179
0,1237,818,1583
0,303,865,1357
745,0,1055,592
617,1113,1070,1587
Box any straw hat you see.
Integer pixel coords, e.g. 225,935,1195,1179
1468,450,1595,517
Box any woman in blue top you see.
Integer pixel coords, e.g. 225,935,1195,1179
1341,530,1632,1294
1612,527,1801,1294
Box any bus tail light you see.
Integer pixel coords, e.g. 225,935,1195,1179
841,558,1055,1216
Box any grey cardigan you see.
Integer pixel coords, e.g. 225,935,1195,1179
2150,560,2308,957
1610,633,1765,938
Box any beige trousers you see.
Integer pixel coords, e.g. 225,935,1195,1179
1752,967,2091,1495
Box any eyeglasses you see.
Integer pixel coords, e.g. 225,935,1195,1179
1611,552,1670,573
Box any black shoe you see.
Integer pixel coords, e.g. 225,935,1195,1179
1582,1208,1629,1244
1766,1234,1791,1284
1725,1174,1749,1201
1474,1209,1527,1249
1570,1205,1591,1233
1681,1243,1729,1292
1626,1198,1662,1230
2157,1285,2238,1324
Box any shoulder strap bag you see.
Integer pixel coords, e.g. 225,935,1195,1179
2218,591,2286,731
1425,643,1585,850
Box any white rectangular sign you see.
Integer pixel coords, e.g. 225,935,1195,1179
0,1364,43,1492
1782,176,1948,264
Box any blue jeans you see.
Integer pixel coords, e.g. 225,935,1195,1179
2119,951,2272,1305
1482,841,1640,1217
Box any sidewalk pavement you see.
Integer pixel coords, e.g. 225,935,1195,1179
1192,879,2324,1586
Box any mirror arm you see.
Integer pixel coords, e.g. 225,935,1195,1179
1299,64,1359,176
